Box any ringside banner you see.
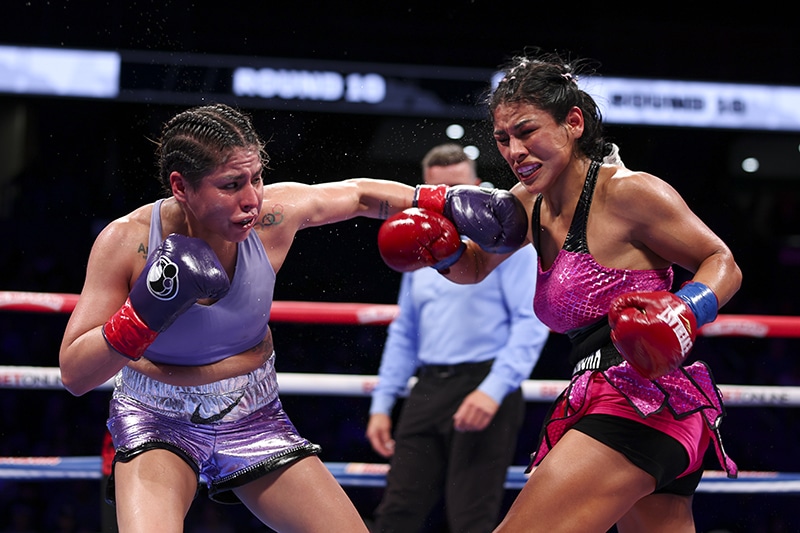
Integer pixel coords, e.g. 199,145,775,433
0,45,120,97
580,76,800,131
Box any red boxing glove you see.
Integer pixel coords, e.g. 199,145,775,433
608,291,698,380
378,208,465,273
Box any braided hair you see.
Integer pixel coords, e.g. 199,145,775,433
486,50,612,162
156,104,269,193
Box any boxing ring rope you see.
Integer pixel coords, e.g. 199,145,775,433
3,365,800,407
3,290,800,493
0,291,400,326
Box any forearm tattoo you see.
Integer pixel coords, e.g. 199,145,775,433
378,200,390,220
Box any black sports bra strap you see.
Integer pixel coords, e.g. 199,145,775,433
531,160,601,255
563,160,601,254
532,194,544,251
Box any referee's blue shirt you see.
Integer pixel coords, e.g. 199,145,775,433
370,245,549,415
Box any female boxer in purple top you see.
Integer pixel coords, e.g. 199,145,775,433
376,51,742,532
59,103,424,533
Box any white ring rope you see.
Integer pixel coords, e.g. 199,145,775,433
1,366,799,407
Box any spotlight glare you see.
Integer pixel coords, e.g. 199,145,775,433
463,145,480,160
446,124,465,139
741,157,759,173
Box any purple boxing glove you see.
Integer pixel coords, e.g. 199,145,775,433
414,184,527,253
102,233,231,360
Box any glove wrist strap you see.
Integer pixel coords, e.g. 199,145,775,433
102,298,158,361
432,241,466,274
413,185,447,212
675,282,718,328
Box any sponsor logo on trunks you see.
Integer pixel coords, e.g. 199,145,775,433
146,257,180,301
190,393,245,424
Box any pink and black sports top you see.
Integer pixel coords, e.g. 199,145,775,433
533,161,674,335
528,163,739,481
143,199,273,365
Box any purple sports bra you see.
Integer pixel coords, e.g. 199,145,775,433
533,161,673,334
142,199,274,365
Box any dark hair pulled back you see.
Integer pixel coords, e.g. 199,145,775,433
156,103,269,193
486,49,612,162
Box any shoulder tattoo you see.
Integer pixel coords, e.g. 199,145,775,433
256,204,285,229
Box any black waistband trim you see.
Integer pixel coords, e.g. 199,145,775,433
567,317,614,366
572,347,624,375
566,316,624,374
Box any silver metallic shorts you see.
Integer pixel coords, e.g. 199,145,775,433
106,354,321,504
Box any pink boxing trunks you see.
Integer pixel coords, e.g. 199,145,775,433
528,360,737,484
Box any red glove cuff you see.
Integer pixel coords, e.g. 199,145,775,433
413,185,447,212
102,298,158,361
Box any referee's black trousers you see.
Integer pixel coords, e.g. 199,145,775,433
372,361,525,533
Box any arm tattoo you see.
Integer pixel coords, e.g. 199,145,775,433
256,204,285,229
378,200,390,220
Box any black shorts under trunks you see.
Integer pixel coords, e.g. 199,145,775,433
572,414,703,495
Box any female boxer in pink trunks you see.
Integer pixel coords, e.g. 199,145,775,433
376,51,742,532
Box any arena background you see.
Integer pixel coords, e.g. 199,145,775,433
0,2,799,532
